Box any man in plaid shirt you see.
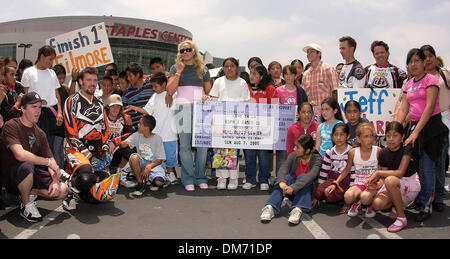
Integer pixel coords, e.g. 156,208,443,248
302,43,339,106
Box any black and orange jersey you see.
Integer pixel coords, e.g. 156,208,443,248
64,92,110,154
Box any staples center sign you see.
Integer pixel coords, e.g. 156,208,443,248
104,24,192,44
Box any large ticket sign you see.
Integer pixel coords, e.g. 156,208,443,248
337,88,402,135
192,101,297,150
46,23,114,74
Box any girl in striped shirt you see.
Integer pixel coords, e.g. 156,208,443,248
313,123,354,213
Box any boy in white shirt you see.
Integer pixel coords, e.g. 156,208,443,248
139,72,179,184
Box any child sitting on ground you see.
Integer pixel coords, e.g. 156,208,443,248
260,134,322,225
325,123,381,218
312,123,354,213
120,115,166,197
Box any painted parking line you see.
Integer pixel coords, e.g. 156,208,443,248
302,214,331,239
13,205,66,239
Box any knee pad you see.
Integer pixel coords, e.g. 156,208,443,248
73,165,96,193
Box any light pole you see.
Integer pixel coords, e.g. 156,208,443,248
18,43,32,59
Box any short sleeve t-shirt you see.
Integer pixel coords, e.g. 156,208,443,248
209,76,250,102
403,74,440,122
169,64,210,105
122,78,155,128
126,132,166,162
21,66,60,107
143,91,178,142
347,117,370,146
276,86,298,105
1,118,53,165
378,144,417,178
319,120,342,155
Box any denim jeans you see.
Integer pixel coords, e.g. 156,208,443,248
265,174,313,216
435,132,449,204
179,132,208,186
47,135,65,169
275,150,287,177
418,151,439,212
244,149,270,185
175,104,208,186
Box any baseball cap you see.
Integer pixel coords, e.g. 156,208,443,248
302,43,322,53
20,91,48,107
107,94,123,107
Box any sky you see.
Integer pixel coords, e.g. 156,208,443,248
2,0,450,71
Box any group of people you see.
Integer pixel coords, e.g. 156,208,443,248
0,35,448,234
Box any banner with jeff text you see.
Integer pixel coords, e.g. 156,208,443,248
337,88,402,136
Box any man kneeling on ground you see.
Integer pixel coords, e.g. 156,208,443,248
1,92,68,222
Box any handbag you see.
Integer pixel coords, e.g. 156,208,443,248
212,148,237,169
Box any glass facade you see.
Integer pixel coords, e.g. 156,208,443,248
0,44,16,59
107,38,178,75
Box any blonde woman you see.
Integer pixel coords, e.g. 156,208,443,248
166,40,211,191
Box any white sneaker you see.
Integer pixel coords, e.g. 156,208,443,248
288,207,303,225
260,205,274,222
242,182,257,190
167,172,178,184
365,206,376,218
120,179,138,188
149,184,159,191
20,202,42,222
260,183,270,191
217,177,227,190
347,202,362,217
62,193,77,211
120,169,138,188
29,194,38,203
445,184,450,192
227,178,238,190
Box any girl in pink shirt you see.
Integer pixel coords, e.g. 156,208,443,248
286,103,318,156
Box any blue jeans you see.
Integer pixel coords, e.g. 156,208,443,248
179,132,208,186
275,150,287,177
265,174,313,216
47,135,65,169
244,149,270,185
435,133,449,204
175,104,208,186
418,151,439,211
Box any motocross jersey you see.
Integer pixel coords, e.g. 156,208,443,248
339,60,366,88
365,63,408,88
63,91,110,155
107,114,134,146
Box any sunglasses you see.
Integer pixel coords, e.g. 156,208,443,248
179,48,193,54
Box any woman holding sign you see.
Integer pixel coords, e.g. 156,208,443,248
395,48,447,222
166,40,211,192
